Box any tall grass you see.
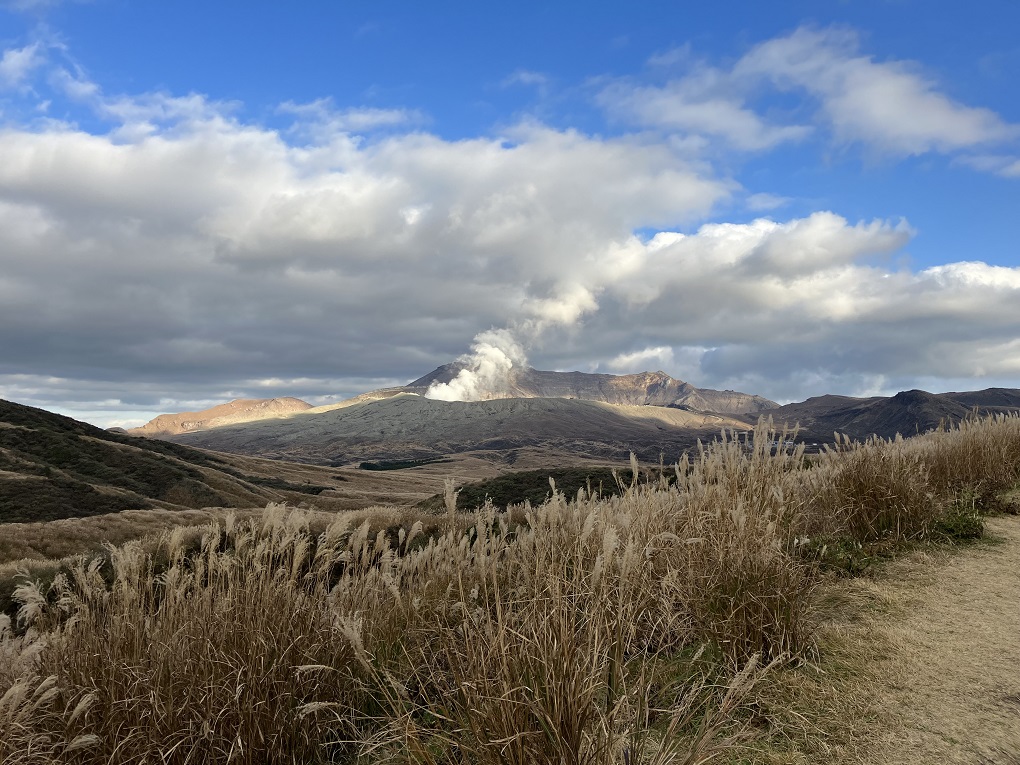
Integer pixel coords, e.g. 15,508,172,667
1,414,1018,763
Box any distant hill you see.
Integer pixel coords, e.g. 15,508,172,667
0,399,338,523
129,397,311,437
760,388,1020,442
170,395,751,465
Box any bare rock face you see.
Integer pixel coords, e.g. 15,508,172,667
129,397,312,437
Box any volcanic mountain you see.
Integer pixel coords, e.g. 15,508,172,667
130,397,312,437
311,366,778,416
149,366,774,465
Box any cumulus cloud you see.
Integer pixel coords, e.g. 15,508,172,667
561,213,1020,402
0,81,732,420
606,346,676,372
598,66,811,151
736,26,1017,155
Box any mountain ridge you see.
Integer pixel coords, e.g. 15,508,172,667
129,397,312,437
758,387,1020,441
407,364,778,414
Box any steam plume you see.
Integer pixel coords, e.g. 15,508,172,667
426,283,599,402
425,329,527,401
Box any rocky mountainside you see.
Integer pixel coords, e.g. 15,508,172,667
760,388,1020,442
129,397,311,437
307,365,777,417
170,394,750,465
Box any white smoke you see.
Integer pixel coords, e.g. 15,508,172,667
425,329,528,401
425,283,600,402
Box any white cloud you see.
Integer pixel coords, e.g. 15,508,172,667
501,69,549,88
50,65,100,100
958,154,1020,178
598,67,811,151
997,160,1019,178
737,26,1017,155
1,30,1018,418
745,192,790,212
606,346,676,372
0,97,735,412
551,212,1020,401
6,94,1013,414
279,98,423,139
604,27,1016,163
0,42,45,90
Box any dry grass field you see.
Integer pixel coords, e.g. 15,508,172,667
1,415,1019,764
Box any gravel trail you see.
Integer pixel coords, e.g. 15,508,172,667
864,515,1020,764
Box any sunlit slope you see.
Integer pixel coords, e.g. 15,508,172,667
129,397,312,437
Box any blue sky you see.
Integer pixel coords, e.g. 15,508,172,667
0,0,1018,425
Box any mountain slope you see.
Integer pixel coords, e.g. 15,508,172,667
942,388,1020,412
0,399,331,523
170,394,749,465
760,388,1020,441
129,397,311,437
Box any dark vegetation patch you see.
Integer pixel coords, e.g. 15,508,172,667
232,475,334,495
359,458,452,471
416,466,651,513
212,462,345,493
0,477,144,523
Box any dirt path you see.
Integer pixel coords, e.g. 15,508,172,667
861,515,1020,764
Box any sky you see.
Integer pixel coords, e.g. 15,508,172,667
0,0,1018,427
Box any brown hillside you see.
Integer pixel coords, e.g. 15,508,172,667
129,397,312,437
759,388,1020,442
170,395,749,465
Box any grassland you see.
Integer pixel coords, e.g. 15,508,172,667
1,415,1019,764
